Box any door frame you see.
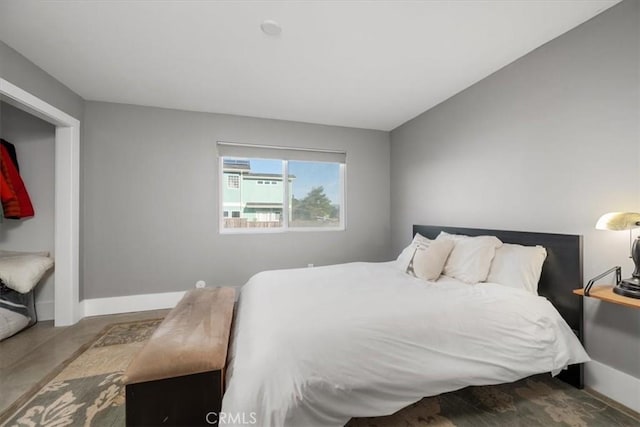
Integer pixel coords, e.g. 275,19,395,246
0,78,80,326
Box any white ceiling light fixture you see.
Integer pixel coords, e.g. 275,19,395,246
261,19,282,36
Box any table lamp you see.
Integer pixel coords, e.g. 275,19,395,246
596,212,640,299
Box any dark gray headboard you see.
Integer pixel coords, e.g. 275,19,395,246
413,225,584,388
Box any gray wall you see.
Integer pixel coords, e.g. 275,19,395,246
0,102,55,319
390,0,639,380
82,101,390,299
0,39,85,310
0,41,84,120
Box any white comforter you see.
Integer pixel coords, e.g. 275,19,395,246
222,262,589,427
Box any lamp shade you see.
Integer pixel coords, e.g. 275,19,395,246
595,212,640,230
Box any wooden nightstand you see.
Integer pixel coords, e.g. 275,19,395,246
573,286,640,309
574,266,640,309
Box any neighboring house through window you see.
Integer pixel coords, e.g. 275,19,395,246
218,142,346,232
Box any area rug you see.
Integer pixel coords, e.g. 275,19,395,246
0,319,162,427
347,378,640,427
2,319,639,427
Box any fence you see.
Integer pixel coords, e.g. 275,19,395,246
223,218,281,228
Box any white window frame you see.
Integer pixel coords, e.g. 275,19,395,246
218,144,346,234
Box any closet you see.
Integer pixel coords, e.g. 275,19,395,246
0,101,55,321
0,78,80,328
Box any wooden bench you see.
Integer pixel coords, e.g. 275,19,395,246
123,287,235,426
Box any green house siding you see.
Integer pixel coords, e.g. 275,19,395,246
222,162,293,222
242,178,283,204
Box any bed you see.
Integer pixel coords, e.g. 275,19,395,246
221,225,588,427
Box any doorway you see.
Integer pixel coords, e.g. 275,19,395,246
0,78,80,326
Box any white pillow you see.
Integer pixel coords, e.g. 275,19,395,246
396,233,432,271
0,308,30,341
0,255,54,293
487,244,547,294
437,231,502,284
412,239,455,281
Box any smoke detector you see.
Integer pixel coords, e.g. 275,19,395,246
261,20,282,36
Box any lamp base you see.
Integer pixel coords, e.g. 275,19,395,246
613,277,640,299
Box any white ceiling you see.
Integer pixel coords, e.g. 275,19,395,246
0,0,620,131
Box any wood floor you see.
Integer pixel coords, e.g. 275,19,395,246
0,309,169,415
3,310,639,425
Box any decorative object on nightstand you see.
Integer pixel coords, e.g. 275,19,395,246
595,212,640,299
583,266,621,297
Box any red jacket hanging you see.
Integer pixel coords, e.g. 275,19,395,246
0,143,34,219
0,174,16,204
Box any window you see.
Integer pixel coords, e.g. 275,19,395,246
289,161,342,228
218,142,345,232
227,175,239,189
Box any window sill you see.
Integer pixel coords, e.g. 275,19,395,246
219,226,346,235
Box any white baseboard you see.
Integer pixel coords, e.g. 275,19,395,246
585,359,640,413
36,300,54,321
80,290,186,318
